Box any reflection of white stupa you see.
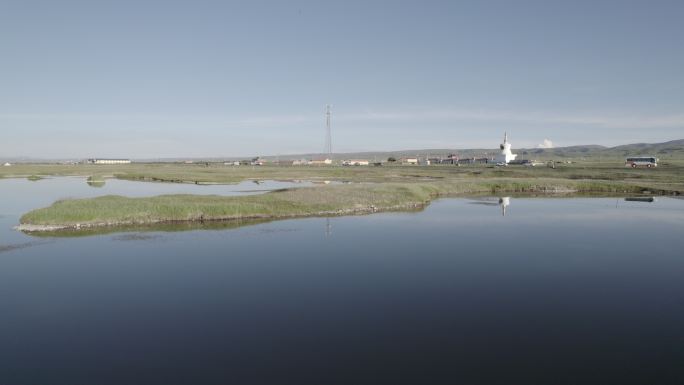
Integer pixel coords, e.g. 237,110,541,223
495,132,517,164
499,197,510,216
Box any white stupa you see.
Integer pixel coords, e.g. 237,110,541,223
495,132,517,164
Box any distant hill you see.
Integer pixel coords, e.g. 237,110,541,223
522,145,606,159
611,139,684,156
523,139,684,160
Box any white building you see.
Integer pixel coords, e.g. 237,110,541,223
495,132,517,164
3,162,11,167
88,159,131,165
342,159,369,166
401,157,419,165
308,158,333,166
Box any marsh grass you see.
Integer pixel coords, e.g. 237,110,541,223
20,178,660,229
2,162,683,189
10,161,683,231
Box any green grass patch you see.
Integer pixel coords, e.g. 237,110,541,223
20,178,668,230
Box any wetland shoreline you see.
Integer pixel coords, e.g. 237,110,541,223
17,177,677,233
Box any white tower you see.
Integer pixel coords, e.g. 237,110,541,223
496,132,517,164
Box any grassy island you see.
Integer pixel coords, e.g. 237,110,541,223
18,176,676,232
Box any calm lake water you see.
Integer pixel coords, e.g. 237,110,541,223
1,178,684,384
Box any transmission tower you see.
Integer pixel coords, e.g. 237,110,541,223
325,104,332,159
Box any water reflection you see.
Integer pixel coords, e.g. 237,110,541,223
85,175,106,187
87,180,106,188
0,240,53,254
22,217,276,238
499,196,510,216
474,195,665,217
111,233,164,242
468,197,512,216
325,217,332,238
625,197,656,203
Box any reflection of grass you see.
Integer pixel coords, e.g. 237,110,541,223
87,175,106,187
25,217,275,237
0,241,50,253
87,175,105,182
21,179,657,231
27,175,44,181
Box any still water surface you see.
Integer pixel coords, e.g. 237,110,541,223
1,178,684,384
0,177,317,243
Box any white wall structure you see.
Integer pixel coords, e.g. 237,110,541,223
308,158,333,165
342,159,369,166
89,159,131,165
495,132,517,164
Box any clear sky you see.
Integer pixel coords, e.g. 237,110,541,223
1,0,683,158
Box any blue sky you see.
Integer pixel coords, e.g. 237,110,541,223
1,0,683,158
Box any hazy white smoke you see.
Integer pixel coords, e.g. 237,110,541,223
538,139,554,148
